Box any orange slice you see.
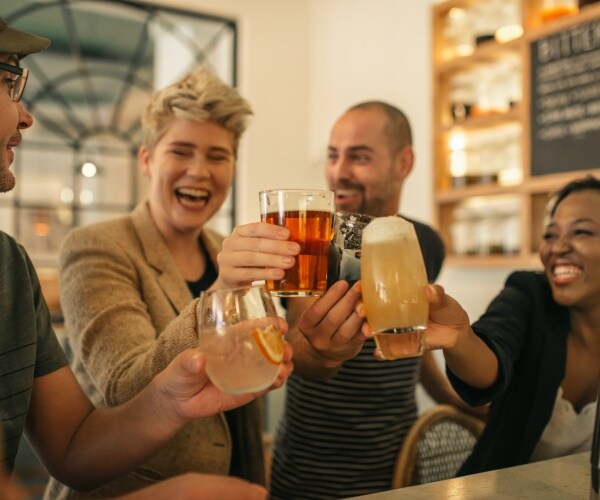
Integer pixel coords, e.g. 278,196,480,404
251,325,284,365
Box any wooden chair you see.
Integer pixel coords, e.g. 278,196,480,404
392,404,485,489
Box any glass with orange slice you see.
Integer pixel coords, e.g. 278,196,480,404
196,284,284,393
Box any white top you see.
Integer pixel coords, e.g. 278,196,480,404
530,386,597,462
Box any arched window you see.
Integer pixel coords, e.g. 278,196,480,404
2,0,237,266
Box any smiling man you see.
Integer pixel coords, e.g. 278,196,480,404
269,101,484,499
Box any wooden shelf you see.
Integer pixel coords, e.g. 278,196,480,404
435,37,523,74
446,253,542,269
437,106,523,133
432,2,600,267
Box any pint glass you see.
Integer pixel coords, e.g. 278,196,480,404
260,189,334,297
327,211,374,288
361,216,428,359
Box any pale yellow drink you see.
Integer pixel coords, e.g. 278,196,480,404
197,285,284,393
361,216,428,359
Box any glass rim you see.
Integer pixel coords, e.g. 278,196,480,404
259,188,334,196
334,210,376,221
199,282,269,298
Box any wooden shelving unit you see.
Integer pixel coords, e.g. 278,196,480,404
432,0,600,268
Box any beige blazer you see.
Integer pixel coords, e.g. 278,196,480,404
44,202,264,499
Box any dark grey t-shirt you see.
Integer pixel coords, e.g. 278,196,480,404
0,232,67,472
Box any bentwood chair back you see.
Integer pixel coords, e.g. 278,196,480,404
392,404,485,489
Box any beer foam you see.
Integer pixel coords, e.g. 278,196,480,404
363,216,414,242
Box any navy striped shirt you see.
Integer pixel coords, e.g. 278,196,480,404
270,218,444,498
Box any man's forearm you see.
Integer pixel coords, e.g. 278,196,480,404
60,376,185,491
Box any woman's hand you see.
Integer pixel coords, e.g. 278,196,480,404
422,284,472,351
213,222,300,289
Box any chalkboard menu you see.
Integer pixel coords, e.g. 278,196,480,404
530,16,600,176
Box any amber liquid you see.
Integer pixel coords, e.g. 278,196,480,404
263,210,333,296
373,329,425,360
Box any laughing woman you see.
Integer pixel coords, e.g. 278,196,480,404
420,175,600,475
44,68,294,499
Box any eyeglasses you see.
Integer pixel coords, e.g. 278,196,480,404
0,61,29,102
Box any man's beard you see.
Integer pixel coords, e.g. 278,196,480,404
0,166,16,193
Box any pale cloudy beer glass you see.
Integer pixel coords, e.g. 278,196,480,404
361,216,428,359
260,189,334,297
197,284,284,393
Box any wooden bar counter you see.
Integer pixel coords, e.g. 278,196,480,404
351,452,591,499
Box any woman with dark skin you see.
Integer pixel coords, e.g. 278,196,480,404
362,175,600,474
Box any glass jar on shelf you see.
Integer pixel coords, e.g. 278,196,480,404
472,1,500,46
442,7,475,60
471,68,491,117
504,57,522,109
470,201,494,256
448,131,469,187
495,0,523,43
494,195,522,255
449,72,476,123
497,124,523,186
540,0,579,22
488,65,512,115
450,205,476,256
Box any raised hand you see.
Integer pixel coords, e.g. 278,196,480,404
295,280,367,364
214,222,300,289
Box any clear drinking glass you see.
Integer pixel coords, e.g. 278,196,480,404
197,284,283,394
259,189,334,297
327,211,374,287
360,216,429,360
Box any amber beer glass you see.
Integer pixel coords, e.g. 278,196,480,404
259,189,334,297
361,216,428,359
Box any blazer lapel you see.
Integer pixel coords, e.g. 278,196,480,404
131,202,192,314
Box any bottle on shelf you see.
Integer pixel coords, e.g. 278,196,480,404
449,72,476,123
540,0,579,22
495,0,523,42
442,7,475,60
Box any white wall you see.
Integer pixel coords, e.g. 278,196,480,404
308,0,434,222
144,0,313,225
147,0,521,425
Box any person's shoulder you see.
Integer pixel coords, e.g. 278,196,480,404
0,230,29,262
61,213,135,252
398,214,444,250
505,270,549,291
506,269,545,284
69,213,133,238
0,229,17,249
399,215,441,237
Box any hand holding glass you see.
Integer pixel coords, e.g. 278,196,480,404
361,216,429,360
197,284,284,393
259,189,334,297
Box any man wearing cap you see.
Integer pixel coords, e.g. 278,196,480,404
0,16,281,499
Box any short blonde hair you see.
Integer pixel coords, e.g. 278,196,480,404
141,67,253,153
